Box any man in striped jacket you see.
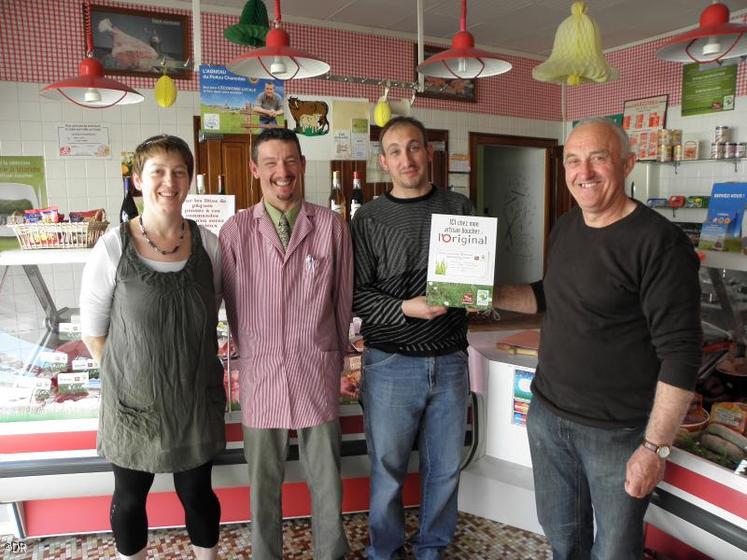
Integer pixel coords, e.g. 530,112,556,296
220,128,352,560
351,117,474,560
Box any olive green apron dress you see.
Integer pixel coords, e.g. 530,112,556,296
97,220,226,473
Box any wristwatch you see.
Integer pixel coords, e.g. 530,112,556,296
641,438,671,459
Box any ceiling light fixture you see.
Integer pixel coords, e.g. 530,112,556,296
40,2,143,108
656,2,747,64
227,0,330,80
532,1,617,86
416,0,511,79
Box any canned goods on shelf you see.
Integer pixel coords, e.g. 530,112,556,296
715,125,730,143
657,129,672,146
736,142,747,159
673,144,683,161
711,142,725,159
670,129,682,145
725,142,737,159
657,144,672,162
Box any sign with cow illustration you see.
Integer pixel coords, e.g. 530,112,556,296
199,65,284,134
285,96,370,161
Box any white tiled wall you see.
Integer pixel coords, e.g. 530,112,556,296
0,79,563,338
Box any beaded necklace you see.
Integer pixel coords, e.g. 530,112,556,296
139,218,185,255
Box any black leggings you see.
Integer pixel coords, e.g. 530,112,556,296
110,461,221,555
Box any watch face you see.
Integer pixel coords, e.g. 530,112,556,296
657,445,671,459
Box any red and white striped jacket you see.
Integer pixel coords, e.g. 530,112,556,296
220,201,353,429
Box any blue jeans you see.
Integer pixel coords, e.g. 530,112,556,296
361,347,470,560
527,397,651,560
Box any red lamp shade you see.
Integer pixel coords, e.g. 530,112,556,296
40,2,143,109
227,0,329,80
41,56,144,108
416,0,511,79
656,2,747,64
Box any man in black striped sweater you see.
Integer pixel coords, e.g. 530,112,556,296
351,117,473,560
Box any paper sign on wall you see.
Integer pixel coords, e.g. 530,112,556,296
182,194,235,236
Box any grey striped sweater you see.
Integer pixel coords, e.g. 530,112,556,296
351,186,473,355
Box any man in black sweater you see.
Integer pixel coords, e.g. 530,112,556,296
495,117,702,559
351,117,473,559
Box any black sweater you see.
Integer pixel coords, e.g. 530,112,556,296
351,186,473,355
533,203,702,428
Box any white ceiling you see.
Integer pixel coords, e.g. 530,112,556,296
196,0,747,58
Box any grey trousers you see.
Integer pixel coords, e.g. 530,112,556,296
243,420,349,560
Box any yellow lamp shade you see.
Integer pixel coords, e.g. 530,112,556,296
373,98,392,127
532,1,617,86
155,74,177,108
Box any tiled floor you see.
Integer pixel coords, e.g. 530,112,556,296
4,509,551,559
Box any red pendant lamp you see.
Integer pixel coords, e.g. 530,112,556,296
416,0,511,79
656,2,747,64
40,2,143,108
227,0,330,80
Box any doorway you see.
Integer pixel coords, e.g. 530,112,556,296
469,133,559,284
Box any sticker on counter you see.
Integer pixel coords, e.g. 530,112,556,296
512,368,534,426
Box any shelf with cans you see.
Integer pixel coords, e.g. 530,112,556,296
645,126,746,174
645,156,744,175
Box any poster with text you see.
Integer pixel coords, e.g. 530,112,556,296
426,213,498,309
182,194,236,236
681,63,737,117
57,124,111,159
622,95,668,161
0,156,47,251
199,65,284,134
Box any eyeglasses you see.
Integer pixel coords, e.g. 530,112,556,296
135,134,190,153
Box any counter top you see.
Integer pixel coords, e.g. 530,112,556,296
468,329,538,369
468,310,542,332
0,248,92,266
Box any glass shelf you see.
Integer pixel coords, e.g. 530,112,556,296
643,157,743,174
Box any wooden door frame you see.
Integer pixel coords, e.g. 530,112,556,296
469,132,558,270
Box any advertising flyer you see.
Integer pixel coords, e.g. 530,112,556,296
512,368,534,426
199,65,284,134
698,182,747,252
622,95,668,161
0,156,47,251
426,213,497,309
681,63,737,117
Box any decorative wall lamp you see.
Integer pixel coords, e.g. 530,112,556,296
40,2,143,108
227,0,329,79
532,1,617,85
416,0,511,79
656,2,747,64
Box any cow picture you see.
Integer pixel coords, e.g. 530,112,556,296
287,97,330,136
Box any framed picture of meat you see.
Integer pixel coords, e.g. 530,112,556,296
90,5,191,78
415,45,476,102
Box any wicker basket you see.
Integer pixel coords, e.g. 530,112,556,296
12,220,109,250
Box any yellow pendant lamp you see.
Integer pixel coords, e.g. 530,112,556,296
155,71,177,108
532,1,617,86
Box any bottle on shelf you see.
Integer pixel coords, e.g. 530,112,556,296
350,171,364,220
217,174,226,195
329,170,346,220
119,176,138,223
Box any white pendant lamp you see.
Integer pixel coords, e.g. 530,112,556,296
40,2,144,108
227,0,330,80
532,1,617,86
416,0,511,79
656,2,747,64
